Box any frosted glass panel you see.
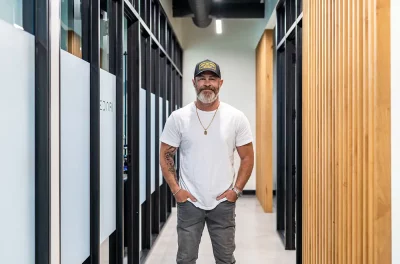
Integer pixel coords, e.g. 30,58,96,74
159,97,163,186
151,93,156,193
100,69,117,243
60,50,90,264
140,88,146,204
166,100,170,119
0,19,35,264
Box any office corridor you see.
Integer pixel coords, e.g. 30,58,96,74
143,196,295,264
1,0,397,263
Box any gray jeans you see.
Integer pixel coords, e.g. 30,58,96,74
176,200,236,264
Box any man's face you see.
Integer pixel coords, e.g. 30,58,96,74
192,71,223,104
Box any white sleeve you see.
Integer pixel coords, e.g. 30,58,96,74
235,113,253,147
160,113,181,147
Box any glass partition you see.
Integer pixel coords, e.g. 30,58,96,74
61,0,88,60
0,0,33,33
60,49,91,264
60,1,91,263
100,0,112,72
99,1,117,262
0,2,35,262
99,69,117,263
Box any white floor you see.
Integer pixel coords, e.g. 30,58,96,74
143,196,296,264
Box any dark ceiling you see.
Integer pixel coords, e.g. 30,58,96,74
172,0,265,19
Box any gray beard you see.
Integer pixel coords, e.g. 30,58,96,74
197,89,218,104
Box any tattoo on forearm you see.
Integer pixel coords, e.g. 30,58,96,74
165,146,178,183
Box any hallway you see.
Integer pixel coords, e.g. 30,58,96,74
143,196,296,264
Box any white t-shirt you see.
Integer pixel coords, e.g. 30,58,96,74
160,101,253,210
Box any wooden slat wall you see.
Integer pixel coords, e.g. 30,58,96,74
302,0,391,263
256,30,273,213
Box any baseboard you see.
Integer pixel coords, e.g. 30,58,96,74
242,190,276,196
243,190,256,195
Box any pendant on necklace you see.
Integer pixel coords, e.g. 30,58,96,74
204,130,207,135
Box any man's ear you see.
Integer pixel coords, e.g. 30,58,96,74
192,79,196,87
219,79,224,87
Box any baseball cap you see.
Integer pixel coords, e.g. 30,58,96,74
194,59,221,78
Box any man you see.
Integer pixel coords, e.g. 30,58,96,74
159,59,254,264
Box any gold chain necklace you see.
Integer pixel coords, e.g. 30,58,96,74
195,103,219,135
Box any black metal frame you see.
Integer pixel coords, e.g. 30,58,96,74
125,7,140,264
115,1,125,264
89,0,101,263
275,0,302,261
23,0,34,35
276,44,286,242
35,0,51,263
152,32,161,237
284,32,296,251
88,0,124,262
295,24,303,264
142,25,152,255
106,1,122,262
122,1,183,263
166,62,173,212
159,56,168,225
32,0,171,263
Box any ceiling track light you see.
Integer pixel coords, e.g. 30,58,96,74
216,19,222,34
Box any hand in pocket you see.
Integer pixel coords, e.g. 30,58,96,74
175,189,197,203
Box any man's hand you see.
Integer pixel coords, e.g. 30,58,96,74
216,189,238,202
174,189,197,203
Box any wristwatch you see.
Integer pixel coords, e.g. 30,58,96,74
231,187,243,198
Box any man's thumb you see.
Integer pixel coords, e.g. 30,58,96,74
216,192,226,200
189,193,197,202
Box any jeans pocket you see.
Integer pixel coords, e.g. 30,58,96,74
177,199,189,205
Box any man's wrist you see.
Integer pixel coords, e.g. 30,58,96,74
172,188,181,196
234,185,243,192
171,184,181,194
231,186,243,198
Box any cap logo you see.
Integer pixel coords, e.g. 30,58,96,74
199,61,217,71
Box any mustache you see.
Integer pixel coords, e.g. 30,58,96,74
198,86,217,93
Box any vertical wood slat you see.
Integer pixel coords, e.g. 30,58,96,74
359,0,364,262
362,1,368,262
318,0,320,257
255,30,274,213
302,0,391,263
375,0,392,262
302,0,309,261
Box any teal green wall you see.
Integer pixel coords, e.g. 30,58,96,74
265,0,278,24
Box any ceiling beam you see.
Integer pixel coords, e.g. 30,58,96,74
211,3,264,18
173,1,265,19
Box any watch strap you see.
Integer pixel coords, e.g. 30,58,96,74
231,187,242,197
